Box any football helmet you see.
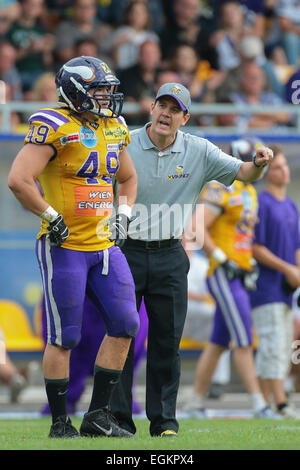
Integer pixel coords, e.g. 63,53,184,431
55,56,124,118
229,136,263,162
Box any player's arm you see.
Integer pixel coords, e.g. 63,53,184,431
8,143,53,215
253,243,300,289
109,148,137,247
236,146,273,182
8,143,69,247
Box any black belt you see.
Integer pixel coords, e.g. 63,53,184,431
125,238,180,249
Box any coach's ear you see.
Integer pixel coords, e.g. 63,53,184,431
181,112,190,126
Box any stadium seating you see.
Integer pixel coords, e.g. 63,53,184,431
0,300,43,354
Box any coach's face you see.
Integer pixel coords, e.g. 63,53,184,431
150,96,190,138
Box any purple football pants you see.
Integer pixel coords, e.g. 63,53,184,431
207,266,253,348
36,236,139,349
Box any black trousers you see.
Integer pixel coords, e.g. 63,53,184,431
110,240,190,436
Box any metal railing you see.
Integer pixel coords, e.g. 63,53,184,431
1,101,300,135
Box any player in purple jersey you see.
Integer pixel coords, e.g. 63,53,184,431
251,144,300,419
40,297,148,416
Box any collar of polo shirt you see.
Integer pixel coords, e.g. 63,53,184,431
140,123,185,153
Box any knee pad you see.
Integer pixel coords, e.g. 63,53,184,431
108,309,140,338
59,325,82,350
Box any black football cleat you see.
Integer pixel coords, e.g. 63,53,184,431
49,415,80,438
80,407,135,438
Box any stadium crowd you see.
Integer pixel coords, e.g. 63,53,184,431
1,0,300,128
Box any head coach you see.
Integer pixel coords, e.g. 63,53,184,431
110,82,273,437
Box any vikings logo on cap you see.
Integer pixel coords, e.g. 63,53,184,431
172,86,182,95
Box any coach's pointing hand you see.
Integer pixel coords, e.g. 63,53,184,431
253,146,274,168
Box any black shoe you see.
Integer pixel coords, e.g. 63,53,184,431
80,408,135,438
49,415,79,438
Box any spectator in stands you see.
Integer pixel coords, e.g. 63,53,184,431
251,144,300,419
97,0,164,34
6,0,55,95
238,0,266,38
110,1,159,70
159,0,218,70
30,71,57,101
0,0,20,37
276,0,300,66
153,69,180,94
209,1,245,71
0,40,22,100
0,326,27,403
229,62,291,128
117,39,162,124
169,44,207,103
53,0,111,69
216,35,284,101
267,45,295,95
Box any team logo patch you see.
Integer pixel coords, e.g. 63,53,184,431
168,165,189,180
103,126,128,140
80,126,98,148
172,86,182,95
60,132,80,146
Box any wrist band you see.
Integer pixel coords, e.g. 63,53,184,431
118,204,132,219
40,205,59,222
253,154,267,168
211,247,227,264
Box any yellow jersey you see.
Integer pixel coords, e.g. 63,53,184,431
200,180,258,276
24,107,130,251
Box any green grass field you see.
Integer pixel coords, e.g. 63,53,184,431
1,417,300,450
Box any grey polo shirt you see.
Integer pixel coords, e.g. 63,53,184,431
126,123,242,241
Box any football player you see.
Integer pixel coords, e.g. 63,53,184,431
183,137,278,419
8,56,139,438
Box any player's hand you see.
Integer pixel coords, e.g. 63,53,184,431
109,213,130,248
221,259,241,281
47,214,70,247
253,146,274,168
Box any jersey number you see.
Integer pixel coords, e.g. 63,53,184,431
27,124,50,144
76,151,119,184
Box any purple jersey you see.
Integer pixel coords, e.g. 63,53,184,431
250,191,300,308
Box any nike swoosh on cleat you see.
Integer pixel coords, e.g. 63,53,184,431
92,422,113,436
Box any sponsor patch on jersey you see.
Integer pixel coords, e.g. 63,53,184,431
80,126,98,148
228,195,243,206
74,185,113,216
103,126,128,140
60,132,80,146
106,143,119,152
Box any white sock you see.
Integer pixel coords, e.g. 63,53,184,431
251,393,267,412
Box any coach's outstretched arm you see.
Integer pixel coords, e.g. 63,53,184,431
236,146,273,182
